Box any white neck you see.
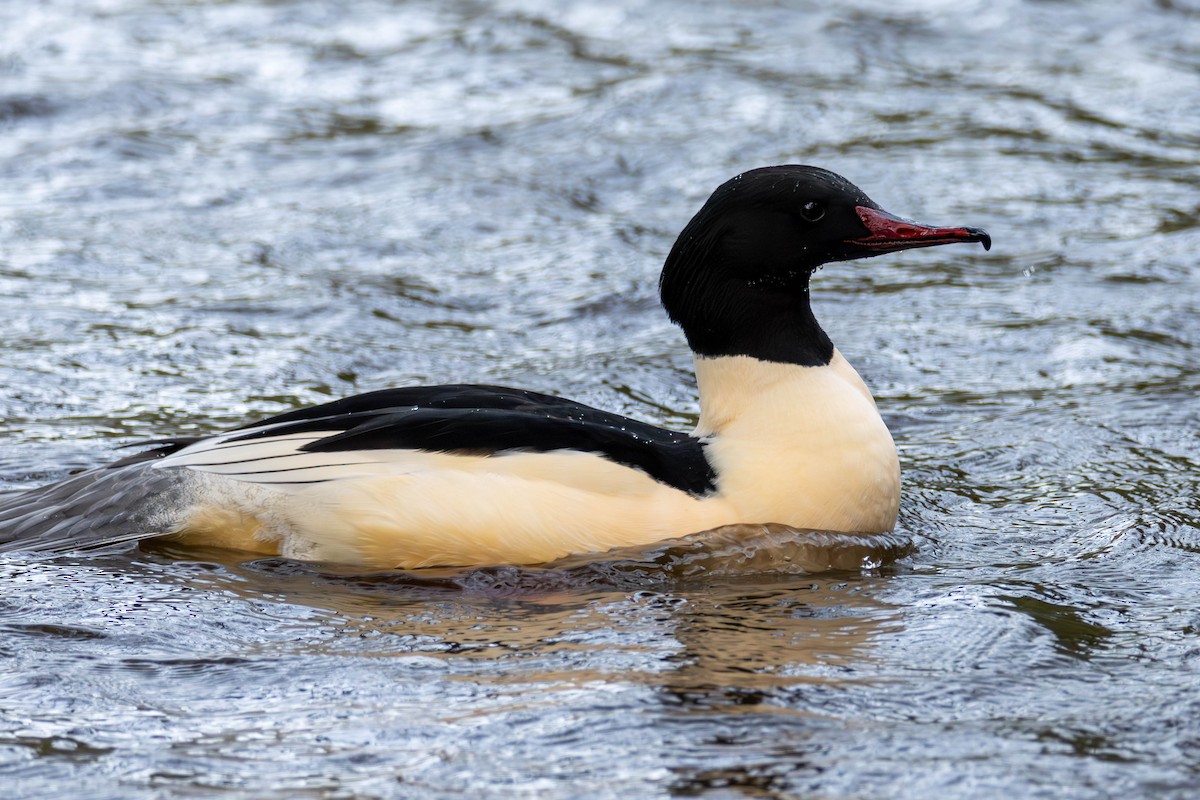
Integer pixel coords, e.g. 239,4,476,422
692,351,900,533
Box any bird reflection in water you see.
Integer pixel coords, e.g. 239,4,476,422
144,524,904,694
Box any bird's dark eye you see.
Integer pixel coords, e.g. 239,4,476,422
799,201,825,222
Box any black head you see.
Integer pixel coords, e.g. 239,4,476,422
659,165,991,366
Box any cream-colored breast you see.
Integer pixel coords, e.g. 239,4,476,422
694,350,900,534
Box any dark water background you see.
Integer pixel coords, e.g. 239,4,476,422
1,0,1198,797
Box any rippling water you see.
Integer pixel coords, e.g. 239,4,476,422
1,0,1198,797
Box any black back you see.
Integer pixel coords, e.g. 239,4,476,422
160,385,718,497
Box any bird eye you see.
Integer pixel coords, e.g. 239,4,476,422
800,201,825,222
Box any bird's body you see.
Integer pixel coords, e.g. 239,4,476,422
0,166,989,568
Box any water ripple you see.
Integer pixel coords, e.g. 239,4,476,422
1,0,1199,797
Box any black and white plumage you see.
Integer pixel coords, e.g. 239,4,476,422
0,166,990,568
141,385,717,495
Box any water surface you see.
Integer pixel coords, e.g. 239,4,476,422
1,0,1198,797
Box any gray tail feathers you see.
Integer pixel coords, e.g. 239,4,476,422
0,460,189,554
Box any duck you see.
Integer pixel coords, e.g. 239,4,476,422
0,165,990,568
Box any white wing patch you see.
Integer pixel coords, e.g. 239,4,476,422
149,422,680,499
152,427,387,485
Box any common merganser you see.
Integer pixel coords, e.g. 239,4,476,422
0,166,990,568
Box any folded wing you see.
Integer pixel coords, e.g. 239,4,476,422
155,384,717,496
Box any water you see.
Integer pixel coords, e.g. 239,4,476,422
1,0,1198,796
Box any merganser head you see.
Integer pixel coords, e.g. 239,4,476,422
659,165,991,366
